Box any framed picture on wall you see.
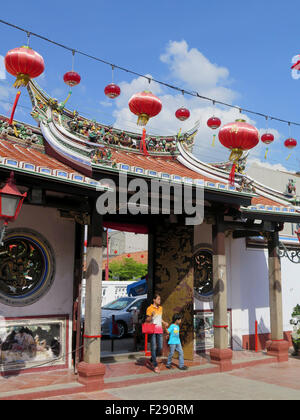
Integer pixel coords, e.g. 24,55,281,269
194,311,231,351
0,315,67,372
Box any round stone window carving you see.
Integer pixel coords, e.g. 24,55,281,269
0,229,55,306
194,249,213,301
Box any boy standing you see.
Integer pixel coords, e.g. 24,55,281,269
166,314,188,370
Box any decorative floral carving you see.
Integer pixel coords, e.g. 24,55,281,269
0,238,44,297
194,250,213,300
0,229,55,307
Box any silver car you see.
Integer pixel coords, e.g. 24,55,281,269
101,295,147,338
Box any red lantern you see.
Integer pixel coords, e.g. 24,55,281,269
128,91,162,126
127,254,131,258
261,133,274,160
207,117,221,130
284,138,297,160
207,116,221,146
64,71,81,87
261,133,274,145
114,250,118,254
218,119,259,185
5,46,45,125
284,138,297,149
5,46,45,88
104,83,121,99
175,107,190,121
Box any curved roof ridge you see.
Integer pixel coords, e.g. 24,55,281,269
177,142,299,209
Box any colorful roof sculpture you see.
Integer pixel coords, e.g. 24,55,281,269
0,80,297,218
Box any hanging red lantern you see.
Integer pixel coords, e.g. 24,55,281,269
207,117,221,130
128,91,162,126
114,250,118,254
218,119,259,185
5,46,45,88
64,71,81,87
261,133,274,145
175,107,190,121
60,50,81,108
5,46,45,125
261,133,274,160
207,116,221,146
284,137,297,149
104,83,121,99
284,138,297,160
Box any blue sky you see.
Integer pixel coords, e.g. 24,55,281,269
1,0,300,171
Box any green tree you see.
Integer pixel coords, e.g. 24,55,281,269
109,257,147,281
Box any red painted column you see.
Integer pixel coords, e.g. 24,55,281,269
209,216,233,371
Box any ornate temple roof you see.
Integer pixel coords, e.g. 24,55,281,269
0,80,298,219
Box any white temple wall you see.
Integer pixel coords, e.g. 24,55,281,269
229,238,270,349
0,204,75,370
229,236,300,350
194,223,299,351
0,204,75,318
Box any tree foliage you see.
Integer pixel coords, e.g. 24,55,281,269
109,257,148,281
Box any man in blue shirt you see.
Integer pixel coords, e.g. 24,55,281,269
166,314,188,370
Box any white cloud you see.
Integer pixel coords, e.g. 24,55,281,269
100,100,113,108
160,40,236,103
248,158,289,172
112,41,240,139
112,40,286,169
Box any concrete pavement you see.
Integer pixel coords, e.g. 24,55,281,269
40,358,300,400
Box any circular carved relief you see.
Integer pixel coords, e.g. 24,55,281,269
194,248,213,301
0,229,55,306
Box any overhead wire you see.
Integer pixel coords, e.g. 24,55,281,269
1,19,300,169
1,18,300,130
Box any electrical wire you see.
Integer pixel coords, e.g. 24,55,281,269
0,19,299,169
1,19,300,130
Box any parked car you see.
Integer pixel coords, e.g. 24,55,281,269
101,295,147,338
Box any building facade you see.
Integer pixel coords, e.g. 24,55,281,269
0,80,299,388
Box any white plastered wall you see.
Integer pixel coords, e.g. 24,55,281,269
194,223,300,350
229,237,300,350
0,204,75,366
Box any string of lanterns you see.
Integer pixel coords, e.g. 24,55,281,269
1,20,298,184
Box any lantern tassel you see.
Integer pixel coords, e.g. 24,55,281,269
212,134,216,147
13,73,31,88
286,153,292,160
264,147,269,160
229,163,236,186
137,114,149,126
9,91,21,125
140,128,149,156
